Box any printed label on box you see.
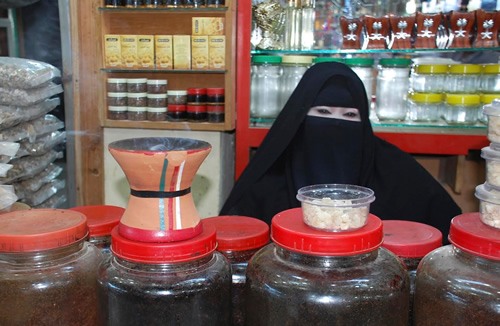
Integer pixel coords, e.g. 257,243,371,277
173,35,191,70
104,34,121,67
191,36,209,70
155,35,173,69
192,17,225,35
121,35,138,68
209,35,225,70
137,35,155,69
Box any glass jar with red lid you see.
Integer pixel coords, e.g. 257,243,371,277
203,215,270,326
382,220,442,326
414,213,500,325
70,205,124,256
245,208,410,325
0,209,101,325
206,88,225,122
97,220,232,325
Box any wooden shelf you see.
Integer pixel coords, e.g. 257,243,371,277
104,119,228,131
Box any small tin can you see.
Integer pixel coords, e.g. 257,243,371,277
147,107,167,121
127,92,148,107
127,78,148,93
107,92,128,107
127,106,148,121
187,104,208,122
167,104,187,121
107,78,128,92
108,106,128,120
187,88,207,104
147,94,167,108
147,79,168,94
167,90,188,105
206,87,225,103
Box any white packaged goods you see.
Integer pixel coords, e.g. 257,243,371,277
0,56,61,89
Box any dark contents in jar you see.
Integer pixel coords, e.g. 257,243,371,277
108,108,128,120
97,259,232,325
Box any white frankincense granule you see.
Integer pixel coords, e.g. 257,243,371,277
487,116,500,143
302,197,368,231
479,201,500,229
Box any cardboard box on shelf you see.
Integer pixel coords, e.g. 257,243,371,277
103,34,121,68
137,35,155,69
173,35,192,70
208,35,225,70
191,36,209,70
154,35,173,69
120,35,138,68
192,17,225,35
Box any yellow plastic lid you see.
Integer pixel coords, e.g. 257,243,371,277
481,94,500,104
482,64,500,74
410,92,443,103
281,55,315,65
448,64,481,74
445,93,480,105
414,64,448,74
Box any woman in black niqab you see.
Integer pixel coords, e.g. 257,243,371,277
220,62,461,239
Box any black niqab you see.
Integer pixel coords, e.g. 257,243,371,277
220,62,461,240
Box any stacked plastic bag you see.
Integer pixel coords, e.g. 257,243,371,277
0,56,66,209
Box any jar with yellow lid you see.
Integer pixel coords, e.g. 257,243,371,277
480,64,500,93
479,93,500,124
443,93,480,125
280,55,315,108
445,64,481,93
407,92,443,122
410,64,448,93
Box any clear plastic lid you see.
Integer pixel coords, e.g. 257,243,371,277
107,78,128,83
147,79,168,85
296,184,375,208
108,106,128,111
127,78,148,83
168,90,188,96
475,182,500,205
127,92,148,98
147,93,167,98
107,92,127,97
147,107,167,113
127,106,147,112
481,146,500,161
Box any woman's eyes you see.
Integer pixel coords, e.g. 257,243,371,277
343,111,359,119
316,108,331,115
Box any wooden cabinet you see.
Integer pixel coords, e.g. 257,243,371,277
68,0,236,205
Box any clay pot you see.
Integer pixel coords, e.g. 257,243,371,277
447,10,475,48
108,137,212,243
363,15,390,49
389,14,415,49
340,16,363,49
473,9,499,48
414,12,442,49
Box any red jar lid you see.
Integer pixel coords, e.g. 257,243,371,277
203,215,270,251
187,87,207,95
0,209,88,252
168,104,186,112
449,212,500,260
206,87,224,95
382,220,442,258
111,220,217,263
271,208,383,256
69,205,124,237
